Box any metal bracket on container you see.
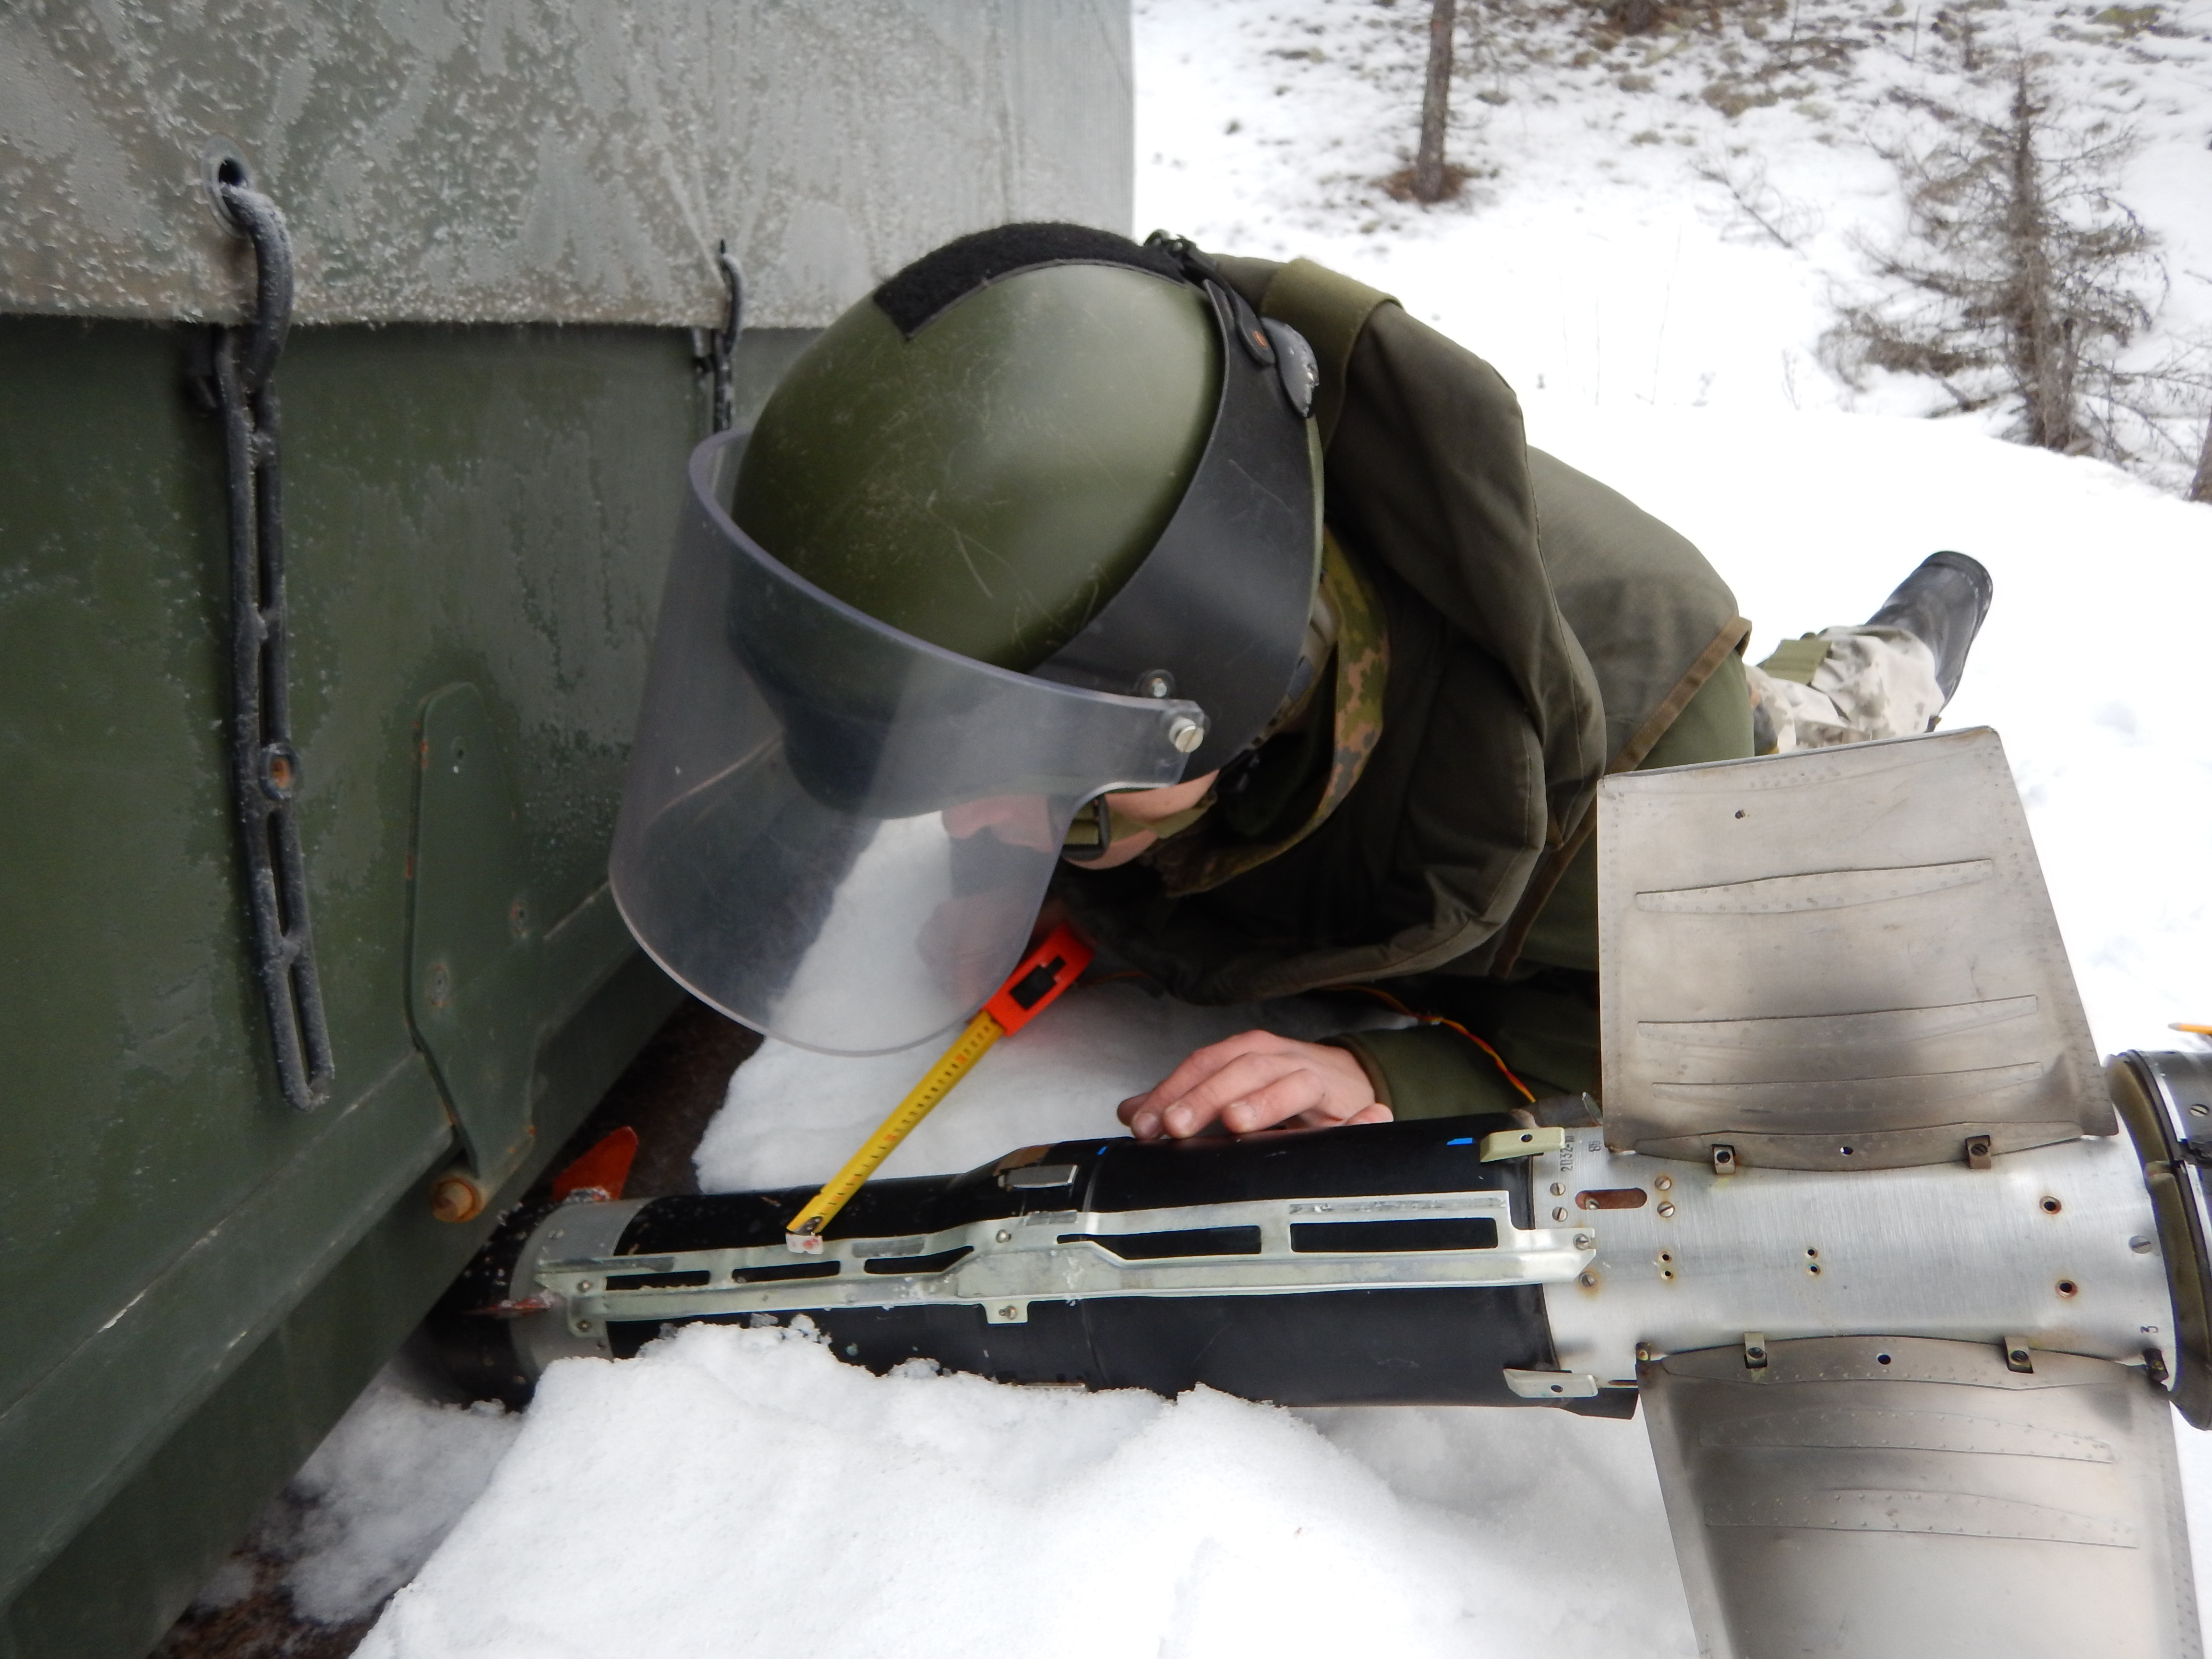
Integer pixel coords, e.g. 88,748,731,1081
196,153,334,1112
1503,1368,1601,1399
408,684,543,1211
707,239,745,433
1481,1126,1567,1162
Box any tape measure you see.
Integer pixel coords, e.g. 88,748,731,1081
785,923,1095,1251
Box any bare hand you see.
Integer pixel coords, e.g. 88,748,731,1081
1117,1031,1391,1140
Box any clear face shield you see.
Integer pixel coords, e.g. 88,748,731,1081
611,259,1320,1056
609,433,1209,1055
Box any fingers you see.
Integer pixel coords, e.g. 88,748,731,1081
1118,1032,1381,1141
1130,1030,1285,1116
1119,1033,1297,1138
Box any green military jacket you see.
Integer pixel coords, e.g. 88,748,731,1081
1056,256,1753,1116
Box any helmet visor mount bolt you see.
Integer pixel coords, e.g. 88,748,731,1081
1168,716,1206,754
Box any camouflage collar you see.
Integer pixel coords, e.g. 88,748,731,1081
1143,530,1388,896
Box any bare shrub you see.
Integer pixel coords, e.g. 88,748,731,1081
1696,151,1822,248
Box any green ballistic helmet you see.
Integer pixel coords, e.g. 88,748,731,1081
731,223,1324,778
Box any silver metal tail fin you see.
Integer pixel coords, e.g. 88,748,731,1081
1598,728,2111,1172
1644,1335,2200,1659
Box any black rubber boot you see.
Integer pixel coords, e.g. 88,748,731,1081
1864,551,1994,705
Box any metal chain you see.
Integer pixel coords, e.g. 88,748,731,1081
207,170,335,1111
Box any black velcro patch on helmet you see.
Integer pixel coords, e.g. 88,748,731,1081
874,223,1187,337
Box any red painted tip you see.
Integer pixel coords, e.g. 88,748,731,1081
553,1124,640,1202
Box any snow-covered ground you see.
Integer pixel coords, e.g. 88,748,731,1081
226,3,2212,1651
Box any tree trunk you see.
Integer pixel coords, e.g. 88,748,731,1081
2005,69,2075,453
1413,0,1456,203
2189,412,2212,505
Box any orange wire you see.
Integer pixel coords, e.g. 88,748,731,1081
1340,985,1538,1105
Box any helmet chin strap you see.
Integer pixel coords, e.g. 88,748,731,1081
1260,576,1341,745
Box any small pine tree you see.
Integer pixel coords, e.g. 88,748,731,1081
1827,63,2162,462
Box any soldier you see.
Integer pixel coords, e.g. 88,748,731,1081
613,222,1992,1137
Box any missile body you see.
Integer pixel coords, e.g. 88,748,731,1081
452,1099,2168,1416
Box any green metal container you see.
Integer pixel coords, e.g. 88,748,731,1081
0,5,1131,1653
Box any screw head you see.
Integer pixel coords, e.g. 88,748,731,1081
1654,1174,1673,1191
995,1229,1011,1243
1657,1202,1678,1219
1574,1232,1594,1250
1552,1206,1569,1222
1167,715,1205,754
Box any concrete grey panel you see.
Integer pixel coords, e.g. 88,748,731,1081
0,0,1131,327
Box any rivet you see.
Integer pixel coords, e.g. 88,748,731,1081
577,1280,593,1293
996,1229,1012,1243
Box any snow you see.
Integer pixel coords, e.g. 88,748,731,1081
185,1372,521,1629
266,1,2212,1649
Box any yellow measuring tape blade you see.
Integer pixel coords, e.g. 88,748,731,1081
785,1009,1006,1249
